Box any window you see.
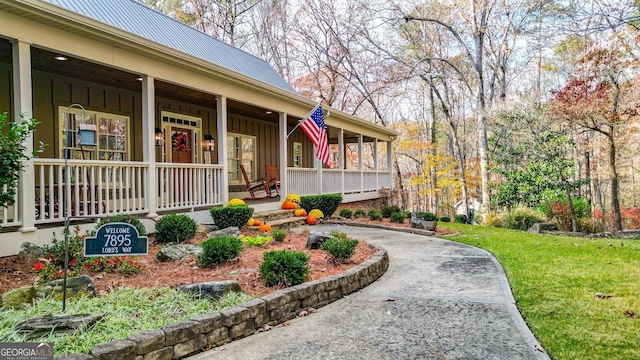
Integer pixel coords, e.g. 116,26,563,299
293,142,302,168
227,133,256,184
59,107,129,161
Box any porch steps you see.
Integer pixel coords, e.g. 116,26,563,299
250,209,307,231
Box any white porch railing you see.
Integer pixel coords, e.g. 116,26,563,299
363,171,377,191
287,168,318,196
343,170,361,193
378,171,392,189
33,159,149,223
1,185,21,227
321,169,342,194
156,164,224,211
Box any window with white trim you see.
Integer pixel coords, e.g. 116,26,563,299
59,107,129,161
227,133,256,184
293,142,302,168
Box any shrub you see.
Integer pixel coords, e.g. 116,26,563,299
483,212,505,227
96,214,146,236
272,229,287,242
259,250,310,287
439,216,451,223
321,232,359,264
454,214,467,223
239,235,272,247
354,209,366,217
155,213,197,244
381,205,401,218
403,210,412,219
538,197,590,231
340,208,353,219
503,207,546,231
300,194,343,218
369,210,382,221
210,205,254,230
198,236,243,267
422,212,437,221
391,212,405,223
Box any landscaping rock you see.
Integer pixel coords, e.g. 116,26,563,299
177,281,241,300
155,244,202,262
2,286,37,309
19,242,44,261
587,232,614,238
527,222,557,234
126,329,165,354
197,223,217,233
18,313,104,339
207,226,240,238
410,216,437,231
36,275,96,299
306,231,331,249
618,230,640,238
89,339,136,360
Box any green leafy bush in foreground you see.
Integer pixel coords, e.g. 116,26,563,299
391,212,405,223
259,250,310,287
198,235,243,267
154,213,197,244
321,232,359,264
339,208,353,219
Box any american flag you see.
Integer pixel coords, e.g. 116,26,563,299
300,104,330,166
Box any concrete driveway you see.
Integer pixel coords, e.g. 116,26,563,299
188,224,549,360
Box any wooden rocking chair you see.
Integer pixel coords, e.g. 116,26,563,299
240,164,270,200
265,165,280,197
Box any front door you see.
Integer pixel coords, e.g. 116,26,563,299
171,128,192,163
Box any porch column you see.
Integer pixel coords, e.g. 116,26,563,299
374,139,379,190
217,96,229,204
338,129,344,195
358,134,363,193
12,40,36,232
142,75,157,217
278,112,287,197
387,140,393,189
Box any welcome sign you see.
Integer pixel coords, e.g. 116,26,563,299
84,222,148,257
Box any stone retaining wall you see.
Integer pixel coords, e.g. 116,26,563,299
58,248,389,360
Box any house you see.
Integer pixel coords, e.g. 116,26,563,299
0,0,395,256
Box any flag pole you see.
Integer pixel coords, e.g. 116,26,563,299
286,103,323,139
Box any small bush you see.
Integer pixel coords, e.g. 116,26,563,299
308,209,324,219
198,236,243,267
369,210,382,221
454,214,467,223
259,250,310,287
300,194,343,218
340,208,353,219
422,212,437,221
403,211,412,219
272,229,287,242
210,205,254,230
321,232,359,264
483,212,505,227
503,207,546,231
96,214,146,236
155,213,197,244
381,205,401,218
354,209,366,217
439,216,451,222
391,212,405,223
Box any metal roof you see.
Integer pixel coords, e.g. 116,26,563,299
42,0,297,94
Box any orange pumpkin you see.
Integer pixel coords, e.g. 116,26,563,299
294,208,306,217
282,200,297,210
259,223,272,235
306,215,317,225
253,219,261,226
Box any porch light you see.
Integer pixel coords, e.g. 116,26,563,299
55,55,68,61
204,134,215,151
155,127,164,147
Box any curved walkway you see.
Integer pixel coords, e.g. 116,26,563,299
189,225,549,360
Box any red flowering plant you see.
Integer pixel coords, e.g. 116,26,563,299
34,226,145,282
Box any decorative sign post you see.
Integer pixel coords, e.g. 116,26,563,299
84,223,148,257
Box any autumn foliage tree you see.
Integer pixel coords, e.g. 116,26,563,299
551,45,639,231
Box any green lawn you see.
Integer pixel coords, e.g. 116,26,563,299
437,223,640,360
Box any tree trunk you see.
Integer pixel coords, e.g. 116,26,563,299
394,159,407,210
607,134,622,231
429,81,438,213
585,151,591,206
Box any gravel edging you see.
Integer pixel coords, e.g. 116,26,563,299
325,220,435,236
56,247,389,360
